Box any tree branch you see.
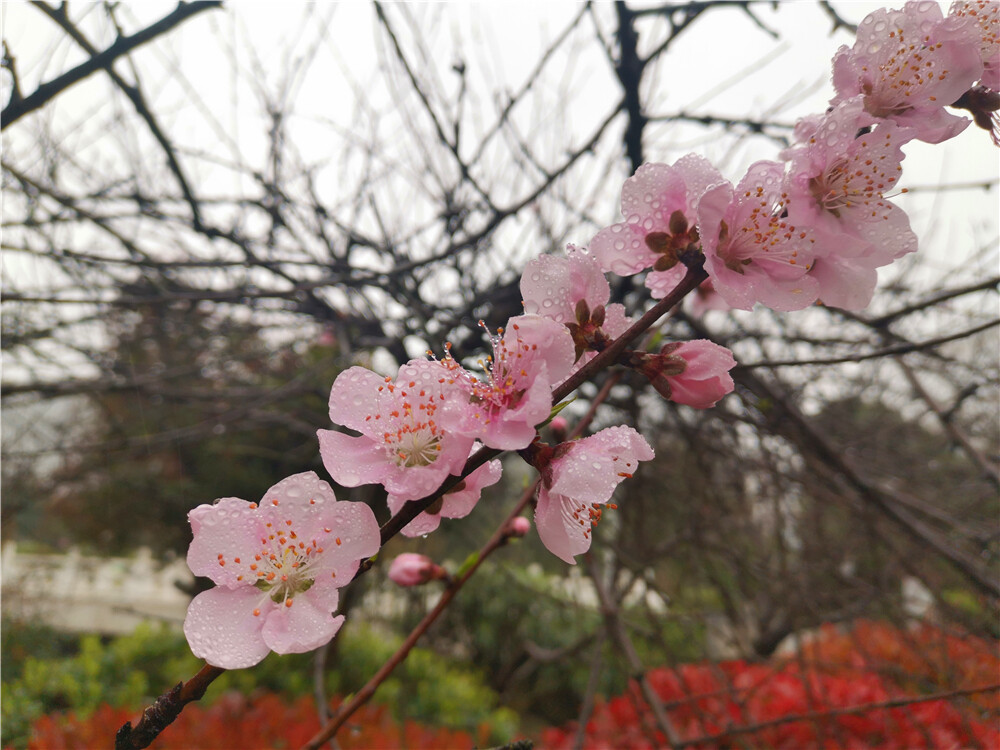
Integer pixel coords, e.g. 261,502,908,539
3,2,222,129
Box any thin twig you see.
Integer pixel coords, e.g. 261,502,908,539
585,552,683,749
3,2,221,129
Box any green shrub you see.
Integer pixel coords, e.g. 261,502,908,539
1,619,516,748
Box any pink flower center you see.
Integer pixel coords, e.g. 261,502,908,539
215,501,343,612
441,322,534,425
808,134,902,220
367,378,444,467
860,27,950,117
717,188,812,272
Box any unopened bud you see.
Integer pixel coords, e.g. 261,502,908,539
388,553,447,587
508,516,531,538
549,416,568,442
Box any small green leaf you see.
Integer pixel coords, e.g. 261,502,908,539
455,551,480,579
537,398,575,428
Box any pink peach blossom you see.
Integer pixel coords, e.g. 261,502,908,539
783,98,918,309
440,315,575,450
388,553,446,587
831,2,983,143
521,248,611,326
521,248,633,366
534,426,654,564
589,157,726,302
950,0,1000,91
318,359,474,502
386,455,503,537
628,339,736,408
698,161,821,311
183,472,380,669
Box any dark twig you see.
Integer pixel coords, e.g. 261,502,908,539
3,2,221,129
114,664,225,750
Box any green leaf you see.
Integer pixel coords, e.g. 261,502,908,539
537,398,575,428
455,551,480,579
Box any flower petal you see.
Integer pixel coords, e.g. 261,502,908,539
318,429,390,488
187,498,265,587
534,488,590,565
262,598,345,655
184,587,270,669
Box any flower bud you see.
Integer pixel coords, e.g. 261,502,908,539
508,516,531,538
549,416,568,443
625,340,735,409
387,553,447,587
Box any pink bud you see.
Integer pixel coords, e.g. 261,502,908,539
549,416,568,442
387,553,445,587
667,340,736,409
509,516,531,537
628,340,735,409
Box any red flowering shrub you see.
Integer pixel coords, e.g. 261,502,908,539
797,620,1000,709
18,693,478,750
542,622,1000,749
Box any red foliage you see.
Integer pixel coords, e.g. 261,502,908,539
797,620,1000,710
19,693,475,750
542,622,1000,750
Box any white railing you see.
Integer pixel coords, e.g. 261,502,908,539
1,542,194,635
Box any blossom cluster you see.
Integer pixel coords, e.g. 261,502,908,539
181,1,997,670
593,1,997,312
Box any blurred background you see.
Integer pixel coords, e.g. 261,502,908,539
2,1,998,748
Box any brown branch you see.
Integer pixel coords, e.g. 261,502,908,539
738,318,1000,369
112,265,703,749
817,1,858,35
28,1,218,231
898,359,1000,488
3,2,222,129
585,552,682,749
747,371,1000,598
867,275,1000,328
614,1,646,173
114,664,225,750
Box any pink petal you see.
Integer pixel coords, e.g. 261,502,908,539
669,340,737,409
257,472,339,541
644,264,688,300
184,587,270,669
549,427,653,505
399,509,444,537
187,498,266,587
317,429,390,488
441,459,502,519
810,255,880,311
505,315,576,384
389,458,500,537
601,303,633,339
589,221,659,276
520,252,609,324
327,367,389,433
262,597,345,655
534,488,591,565
305,500,382,580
